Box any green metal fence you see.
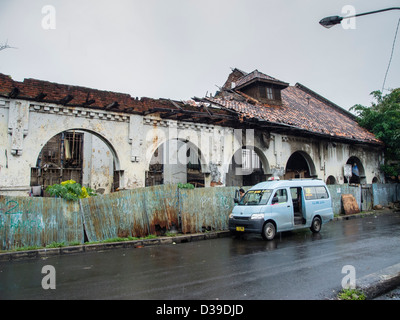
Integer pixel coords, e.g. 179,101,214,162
1,183,398,250
0,196,82,251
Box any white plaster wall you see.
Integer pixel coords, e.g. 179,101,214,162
0,98,385,196
0,99,139,194
82,132,114,194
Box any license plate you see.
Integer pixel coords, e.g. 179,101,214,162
236,226,245,232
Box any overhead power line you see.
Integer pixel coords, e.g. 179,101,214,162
382,17,400,93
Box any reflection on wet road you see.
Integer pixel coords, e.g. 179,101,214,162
1,212,400,299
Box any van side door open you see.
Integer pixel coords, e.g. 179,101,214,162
290,187,306,225
270,188,293,231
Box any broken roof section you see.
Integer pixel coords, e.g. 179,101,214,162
0,73,237,126
225,68,289,90
0,70,382,146
201,68,382,146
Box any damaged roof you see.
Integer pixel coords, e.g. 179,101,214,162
200,68,382,146
0,70,382,146
0,73,236,126
234,69,289,89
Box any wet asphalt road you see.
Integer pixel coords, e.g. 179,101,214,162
1,211,400,300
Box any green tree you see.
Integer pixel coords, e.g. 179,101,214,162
351,88,400,180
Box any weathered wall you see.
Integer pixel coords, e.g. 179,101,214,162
373,183,400,206
326,184,362,215
0,97,385,197
82,132,114,194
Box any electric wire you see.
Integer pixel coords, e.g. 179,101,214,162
382,17,400,93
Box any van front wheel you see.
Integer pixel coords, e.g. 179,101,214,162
262,222,276,240
310,217,322,233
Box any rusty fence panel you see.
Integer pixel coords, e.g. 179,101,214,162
180,187,237,233
1,185,239,250
80,188,147,241
0,196,82,251
143,184,180,234
80,184,180,242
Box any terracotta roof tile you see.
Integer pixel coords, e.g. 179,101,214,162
206,82,382,145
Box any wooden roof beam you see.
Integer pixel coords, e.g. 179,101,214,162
105,101,119,110
59,94,74,105
9,87,20,98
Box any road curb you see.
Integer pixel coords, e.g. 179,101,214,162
357,263,400,299
0,230,231,262
333,208,395,221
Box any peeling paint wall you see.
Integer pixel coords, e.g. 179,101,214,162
82,132,114,194
0,97,385,197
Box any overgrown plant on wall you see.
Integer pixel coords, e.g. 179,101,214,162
351,88,400,181
46,180,96,201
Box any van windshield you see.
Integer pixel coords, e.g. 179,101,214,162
239,189,273,206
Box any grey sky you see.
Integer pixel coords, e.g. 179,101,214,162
0,0,399,110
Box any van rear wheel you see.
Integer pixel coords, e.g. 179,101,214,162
310,217,322,233
262,222,276,240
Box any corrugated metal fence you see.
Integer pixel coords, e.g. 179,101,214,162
0,196,82,251
80,184,180,241
180,187,237,233
1,183,399,250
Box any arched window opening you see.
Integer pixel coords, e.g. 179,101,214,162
30,130,119,196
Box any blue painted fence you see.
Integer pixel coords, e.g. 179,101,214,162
1,183,399,250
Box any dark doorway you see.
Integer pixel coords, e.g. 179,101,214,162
285,151,316,179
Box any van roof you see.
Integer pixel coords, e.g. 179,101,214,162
249,179,326,190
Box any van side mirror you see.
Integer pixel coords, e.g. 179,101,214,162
234,189,240,203
272,196,279,204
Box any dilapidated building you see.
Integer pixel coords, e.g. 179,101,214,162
0,68,384,196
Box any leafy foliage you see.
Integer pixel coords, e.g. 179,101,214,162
351,88,400,180
337,288,366,300
46,180,97,201
177,183,195,189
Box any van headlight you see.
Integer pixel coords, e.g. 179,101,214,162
229,213,234,219
250,213,264,220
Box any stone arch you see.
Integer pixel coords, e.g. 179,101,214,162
145,135,208,173
344,156,366,184
372,176,379,183
30,128,122,194
145,138,207,187
225,146,271,186
285,151,317,179
30,126,121,170
326,175,336,185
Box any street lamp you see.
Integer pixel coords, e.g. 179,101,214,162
319,7,400,28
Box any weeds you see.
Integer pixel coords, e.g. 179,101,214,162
337,288,366,300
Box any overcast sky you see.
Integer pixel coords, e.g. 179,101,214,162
0,0,399,110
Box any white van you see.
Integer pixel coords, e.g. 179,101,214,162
229,179,334,240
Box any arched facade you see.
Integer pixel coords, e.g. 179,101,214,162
0,93,385,196
225,146,271,187
30,129,120,194
1,99,134,195
285,151,317,179
145,138,205,187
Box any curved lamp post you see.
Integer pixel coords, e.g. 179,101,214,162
319,7,400,28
